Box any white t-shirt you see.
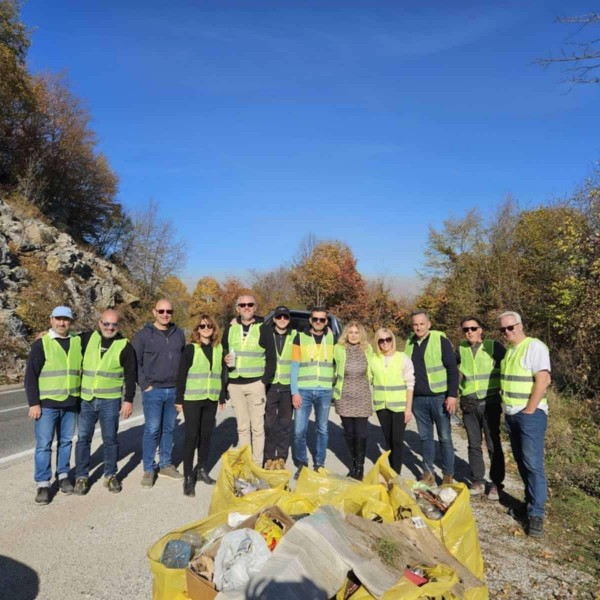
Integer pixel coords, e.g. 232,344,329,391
504,339,551,415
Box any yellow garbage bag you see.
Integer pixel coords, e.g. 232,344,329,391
208,445,291,514
365,453,485,582
147,508,231,600
294,467,395,522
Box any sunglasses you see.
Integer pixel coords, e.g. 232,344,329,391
462,326,480,333
378,337,393,345
101,321,119,328
198,324,214,330
499,324,519,333
274,314,290,320
311,317,327,324
237,303,255,308
156,309,173,315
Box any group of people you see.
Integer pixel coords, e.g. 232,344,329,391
26,297,551,538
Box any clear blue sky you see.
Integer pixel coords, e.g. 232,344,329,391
21,0,600,292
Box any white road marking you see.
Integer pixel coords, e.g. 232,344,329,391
0,414,145,465
0,388,24,396
0,405,28,414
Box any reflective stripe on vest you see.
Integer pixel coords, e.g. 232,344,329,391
298,331,334,388
273,332,294,385
500,337,548,410
80,331,127,401
333,343,373,400
228,323,265,379
371,352,408,412
458,339,500,399
405,330,447,393
185,343,223,401
39,335,82,401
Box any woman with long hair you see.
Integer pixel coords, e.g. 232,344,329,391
371,327,415,474
175,314,225,497
333,320,373,479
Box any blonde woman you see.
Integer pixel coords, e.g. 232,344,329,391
333,321,373,479
175,315,225,497
371,328,415,474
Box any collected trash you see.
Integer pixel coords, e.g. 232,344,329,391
160,539,194,569
233,476,270,497
413,482,459,520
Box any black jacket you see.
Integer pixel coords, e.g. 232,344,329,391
132,323,186,390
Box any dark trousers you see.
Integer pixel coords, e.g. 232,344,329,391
182,399,217,477
264,386,293,461
340,416,368,439
461,397,505,486
376,409,406,474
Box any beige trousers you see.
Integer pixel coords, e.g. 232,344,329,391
228,380,266,464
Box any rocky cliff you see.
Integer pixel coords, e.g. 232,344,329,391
0,196,139,382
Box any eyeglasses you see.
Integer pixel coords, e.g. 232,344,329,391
156,309,173,315
198,324,214,330
101,321,119,328
311,317,327,324
378,337,393,345
237,303,255,308
274,314,290,321
499,324,519,333
462,326,480,333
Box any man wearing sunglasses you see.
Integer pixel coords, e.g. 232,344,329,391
290,307,336,479
262,306,295,470
404,311,459,486
222,295,276,465
73,309,136,495
133,299,186,488
498,311,551,538
457,316,506,501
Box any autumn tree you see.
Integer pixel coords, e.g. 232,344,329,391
291,239,369,321
365,278,411,336
250,266,298,310
190,276,222,320
161,275,191,330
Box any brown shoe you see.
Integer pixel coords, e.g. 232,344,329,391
276,458,286,470
264,459,274,470
442,474,454,486
421,471,435,486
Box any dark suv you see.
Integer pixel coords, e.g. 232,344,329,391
263,309,343,339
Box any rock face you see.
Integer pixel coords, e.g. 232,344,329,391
0,197,140,382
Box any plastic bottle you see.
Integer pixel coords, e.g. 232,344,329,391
229,348,236,368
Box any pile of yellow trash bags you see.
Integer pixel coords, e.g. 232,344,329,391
148,447,489,600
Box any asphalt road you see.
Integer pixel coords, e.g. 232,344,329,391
0,387,145,462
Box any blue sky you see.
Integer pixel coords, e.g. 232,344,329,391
21,0,600,293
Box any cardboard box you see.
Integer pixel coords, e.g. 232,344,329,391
186,566,218,600
185,506,295,600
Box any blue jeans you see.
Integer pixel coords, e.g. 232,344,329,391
505,409,547,518
142,387,177,472
412,394,455,475
75,398,121,478
34,406,77,485
293,389,332,467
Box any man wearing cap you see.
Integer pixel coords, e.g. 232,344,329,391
25,306,82,505
222,295,276,465
132,299,186,488
263,306,295,470
73,309,136,495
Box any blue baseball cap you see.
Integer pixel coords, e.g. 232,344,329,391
51,306,73,319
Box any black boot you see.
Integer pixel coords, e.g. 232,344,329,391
354,437,366,480
183,475,196,497
345,435,356,478
197,466,216,485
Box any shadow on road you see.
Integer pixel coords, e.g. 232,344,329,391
0,555,39,600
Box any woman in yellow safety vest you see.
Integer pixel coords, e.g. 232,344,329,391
333,321,373,480
371,328,415,474
175,314,225,497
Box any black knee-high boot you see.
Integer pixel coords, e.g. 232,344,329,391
354,437,366,480
345,434,356,478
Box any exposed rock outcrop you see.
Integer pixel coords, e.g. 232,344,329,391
0,197,139,382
